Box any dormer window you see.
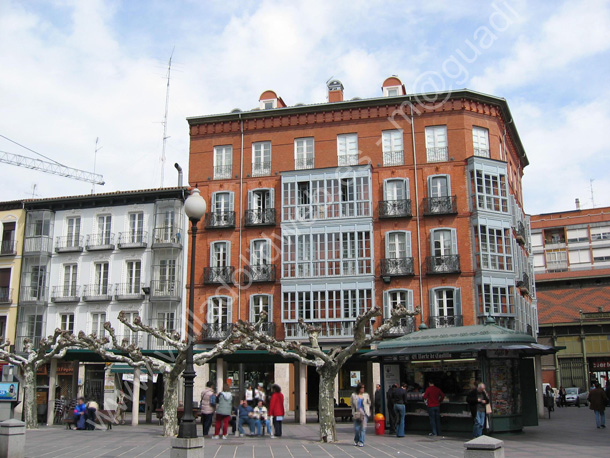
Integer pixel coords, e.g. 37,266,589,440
258,90,286,109
382,76,405,97
261,99,276,110
385,87,400,97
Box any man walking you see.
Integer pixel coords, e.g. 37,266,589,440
374,384,382,415
386,384,397,434
423,380,445,436
393,383,408,437
467,383,489,438
588,382,608,429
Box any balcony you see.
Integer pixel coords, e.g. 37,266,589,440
19,286,48,305
205,212,236,229
516,273,530,295
147,319,182,349
429,315,463,328
114,283,146,301
383,317,416,337
0,287,12,304
118,231,148,249
203,267,235,285
379,199,412,218
82,284,112,302
85,234,115,251
252,161,271,177
114,334,144,348
383,151,404,166
200,323,234,341
426,146,448,162
284,321,370,340
150,280,182,301
243,264,276,283
380,257,414,277
244,208,276,226
426,255,461,274
546,260,568,272
515,221,526,245
213,165,232,180
338,154,359,166
0,240,16,256
55,236,84,253
24,236,52,255
51,286,80,303
152,227,182,249
473,147,490,158
423,196,458,215
295,157,314,170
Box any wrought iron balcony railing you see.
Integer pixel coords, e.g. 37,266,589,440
51,285,80,303
0,287,12,303
244,208,276,226
379,199,412,218
200,323,234,341
117,231,148,249
203,267,235,284
252,161,271,177
205,212,236,229
152,227,182,247
213,165,232,180
429,315,463,328
284,321,371,340
55,236,84,253
114,334,144,348
114,283,146,300
337,154,359,166
423,196,458,215
82,284,112,302
426,255,461,274
380,257,414,277
86,234,115,251
515,221,526,245
383,151,404,166
243,264,276,283
516,273,530,295
383,317,416,337
0,240,16,255
150,280,181,299
19,286,48,304
426,146,449,162
473,147,490,158
295,157,315,170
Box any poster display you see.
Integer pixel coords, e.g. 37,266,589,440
383,364,400,393
0,382,18,402
350,371,361,387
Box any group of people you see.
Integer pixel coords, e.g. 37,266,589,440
200,382,285,439
72,397,99,430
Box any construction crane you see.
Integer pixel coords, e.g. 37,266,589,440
0,151,105,185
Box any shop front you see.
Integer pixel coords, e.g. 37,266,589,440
369,320,555,433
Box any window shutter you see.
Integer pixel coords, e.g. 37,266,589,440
227,297,233,323
451,228,458,255
268,188,275,208
455,288,462,315
406,232,412,257
228,192,235,212
429,289,436,316
385,233,391,258
247,190,253,210
430,229,436,255
403,178,410,199
435,126,447,148
382,132,391,152
382,179,388,201
425,127,435,148
406,290,414,311
383,290,390,317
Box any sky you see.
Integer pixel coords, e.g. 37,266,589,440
1,0,609,214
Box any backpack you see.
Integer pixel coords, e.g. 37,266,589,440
209,394,217,407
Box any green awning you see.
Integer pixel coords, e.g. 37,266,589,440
109,364,162,374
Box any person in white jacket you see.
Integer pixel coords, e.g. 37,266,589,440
253,400,270,436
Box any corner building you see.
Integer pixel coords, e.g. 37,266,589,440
187,78,537,412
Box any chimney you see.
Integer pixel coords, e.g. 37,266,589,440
575,198,581,210
327,79,344,103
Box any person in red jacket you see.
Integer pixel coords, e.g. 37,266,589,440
268,384,285,438
423,380,445,436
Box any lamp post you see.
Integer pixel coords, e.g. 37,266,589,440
178,188,206,439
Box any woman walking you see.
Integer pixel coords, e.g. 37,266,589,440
200,381,216,436
268,384,285,438
350,383,371,447
212,383,233,439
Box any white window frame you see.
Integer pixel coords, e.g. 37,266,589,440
425,125,448,162
122,311,139,345
126,260,142,294
385,231,412,259
94,262,109,295
211,191,234,214
382,130,404,166
383,178,409,201
250,294,272,323
295,137,315,170
250,239,271,266
208,296,233,325
430,228,458,256
59,313,75,333
213,145,233,179
210,241,231,268
472,126,490,158
383,86,402,97
90,312,106,337
63,264,78,296
252,141,271,177
383,289,414,317
65,216,81,247
428,175,451,198
429,287,462,318
97,215,112,245
337,133,359,166
128,212,144,243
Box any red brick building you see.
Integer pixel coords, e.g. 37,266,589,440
187,77,535,410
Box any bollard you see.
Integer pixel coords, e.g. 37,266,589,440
464,435,504,458
0,419,26,458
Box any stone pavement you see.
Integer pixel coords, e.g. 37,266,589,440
23,405,609,457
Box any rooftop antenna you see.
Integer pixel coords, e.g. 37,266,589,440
92,137,102,194
160,48,174,188
590,179,595,208
31,183,37,198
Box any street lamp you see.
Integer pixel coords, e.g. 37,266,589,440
178,188,206,439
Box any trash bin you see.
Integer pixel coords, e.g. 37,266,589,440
374,413,385,435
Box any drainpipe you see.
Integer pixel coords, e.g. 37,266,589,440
174,163,183,187
410,103,424,325
238,114,244,321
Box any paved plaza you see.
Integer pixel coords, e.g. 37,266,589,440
23,405,609,457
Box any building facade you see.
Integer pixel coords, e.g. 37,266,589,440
187,77,537,409
531,206,610,390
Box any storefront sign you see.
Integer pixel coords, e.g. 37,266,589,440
592,361,610,370
487,349,518,359
410,352,477,361
0,382,18,402
350,371,361,387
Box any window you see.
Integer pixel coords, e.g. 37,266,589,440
566,228,588,243
569,249,591,265
428,175,449,198
126,260,141,294
425,126,448,162
476,225,513,270
250,294,271,322
473,169,508,212
545,250,567,270
430,288,461,318
97,215,112,245
208,296,232,325
386,231,411,259
386,87,399,97
252,141,271,176
157,311,176,332
0,316,6,341
63,264,78,296
431,228,457,256
66,217,81,247
250,239,270,266
0,269,9,302
60,313,74,333
384,178,409,201
384,289,414,317
591,226,610,241
247,188,274,224
295,138,314,170
94,262,109,295
382,130,404,166
123,312,139,345
211,192,234,221
26,314,43,338
30,266,46,299
91,312,106,337
477,283,514,316
337,133,358,166
211,241,230,268
213,145,232,179
593,247,610,263
129,213,144,243
472,127,490,157
158,259,177,288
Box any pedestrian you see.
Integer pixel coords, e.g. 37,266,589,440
374,384,382,415
423,380,445,437
237,399,256,436
253,399,270,436
544,385,554,412
351,383,371,447
114,390,126,425
467,383,490,438
587,382,608,429
268,384,285,438
386,384,397,434
85,400,98,430
212,383,233,439
200,381,216,436
392,383,408,437
245,384,255,407
605,384,610,408
558,386,567,408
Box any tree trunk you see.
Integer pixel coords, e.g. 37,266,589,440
162,367,182,437
318,366,339,443
23,365,38,430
